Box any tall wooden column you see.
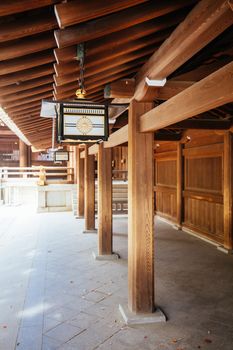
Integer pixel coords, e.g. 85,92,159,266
128,100,155,313
176,143,184,228
97,143,113,255
84,146,96,232
76,147,84,218
19,140,28,167
223,131,233,250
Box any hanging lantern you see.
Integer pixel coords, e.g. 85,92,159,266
56,101,109,144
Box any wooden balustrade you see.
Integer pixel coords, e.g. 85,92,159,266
0,166,74,184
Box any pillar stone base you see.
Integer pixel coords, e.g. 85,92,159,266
92,251,120,260
83,229,97,234
217,246,233,254
119,304,166,325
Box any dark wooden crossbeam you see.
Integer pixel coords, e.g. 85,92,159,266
0,64,54,87
54,0,196,48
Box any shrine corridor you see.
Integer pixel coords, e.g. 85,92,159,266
0,206,232,350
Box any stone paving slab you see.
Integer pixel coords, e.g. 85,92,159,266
0,205,233,350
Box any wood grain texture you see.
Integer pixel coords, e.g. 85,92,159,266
0,1,58,16
223,132,233,249
76,148,84,217
0,34,56,61
97,143,113,255
84,147,95,230
54,0,195,48
128,100,155,313
55,0,148,28
0,14,57,42
134,0,233,101
140,62,233,132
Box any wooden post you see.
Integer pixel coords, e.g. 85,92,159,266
128,100,155,313
223,131,233,250
19,140,28,167
97,143,113,255
77,147,84,218
176,142,183,228
84,146,96,232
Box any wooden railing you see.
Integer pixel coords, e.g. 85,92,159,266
0,166,74,184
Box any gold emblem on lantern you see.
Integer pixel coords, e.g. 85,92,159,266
76,116,93,135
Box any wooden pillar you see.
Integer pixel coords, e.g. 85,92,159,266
97,143,112,255
19,140,28,167
77,147,84,217
84,146,96,231
176,143,183,227
128,100,155,313
27,146,32,167
223,131,233,250
73,146,78,184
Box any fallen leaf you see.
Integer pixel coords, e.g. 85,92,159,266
204,338,212,344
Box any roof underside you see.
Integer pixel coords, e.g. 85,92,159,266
0,0,232,149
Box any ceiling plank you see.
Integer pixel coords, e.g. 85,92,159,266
54,0,196,48
0,51,54,76
0,75,54,96
134,0,233,101
0,33,56,61
0,64,54,87
0,1,58,16
54,11,187,63
0,13,57,42
0,84,53,104
140,62,233,132
55,0,148,28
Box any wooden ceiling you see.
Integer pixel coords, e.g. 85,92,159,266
0,0,232,149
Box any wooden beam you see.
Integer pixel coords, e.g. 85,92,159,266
84,146,96,231
134,0,233,101
5,92,53,113
128,100,155,313
77,147,85,217
56,46,155,79
54,11,186,63
105,79,195,100
0,51,54,76
55,0,148,28
54,0,195,48
0,1,58,16
140,62,233,132
0,64,54,87
0,83,52,104
105,125,128,148
157,80,194,100
0,75,54,97
0,34,56,61
97,143,113,256
0,14,57,43
88,144,99,155
223,132,233,250
105,79,135,99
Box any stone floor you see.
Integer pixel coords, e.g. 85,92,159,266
0,205,232,350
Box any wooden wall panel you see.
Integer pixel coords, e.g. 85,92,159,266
155,153,177,222
155,132,226,245
156,159,177,187
185,157,222,193
184,198,224,243
112,146,128,180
